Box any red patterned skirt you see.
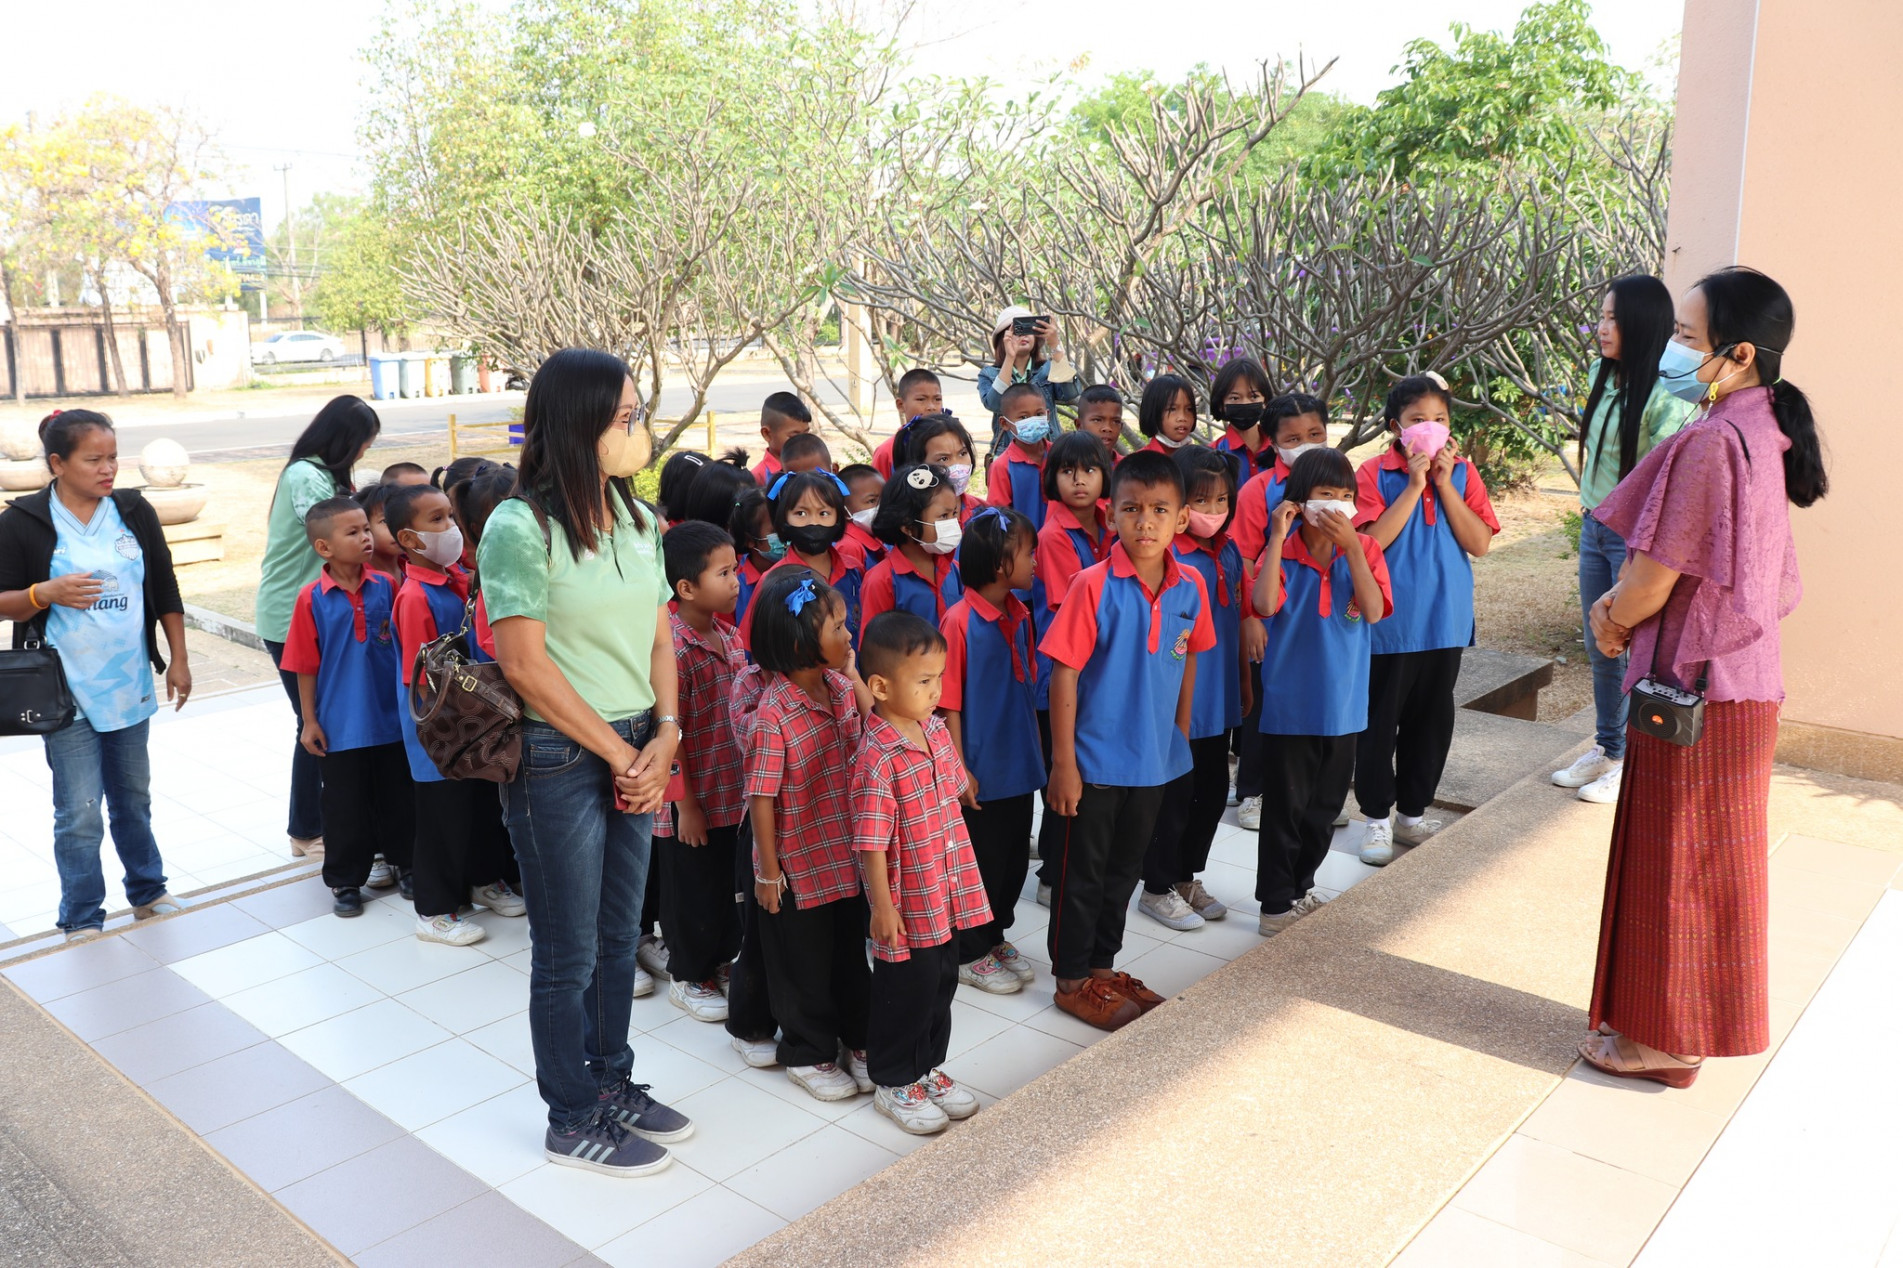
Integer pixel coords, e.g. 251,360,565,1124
1588,699,1779,1057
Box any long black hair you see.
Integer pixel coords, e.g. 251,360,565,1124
1580,274,1674,480
1138,374,1197,438
518,347,648,553
1695,266,1827,508
287,395,381,494
678,450,757,529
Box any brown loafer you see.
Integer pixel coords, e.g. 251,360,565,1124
1056,978,1141,1032
1106,971,1166,1014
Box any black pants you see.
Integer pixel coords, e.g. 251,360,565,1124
1255,733,1354,913
410,778,512,918
1046,782,1166,980
657,822,742,984
318,743,413,891
957,793,1033,963
1236,660,1267,801
1034,711,1066,885
757,892,871,1068
724,818,777,1045
866,938,957,1089
265,640,323,841
1357,647,1463,820
1142,733,1231,894
640,845,663,938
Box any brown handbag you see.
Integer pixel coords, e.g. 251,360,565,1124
408,590,523,782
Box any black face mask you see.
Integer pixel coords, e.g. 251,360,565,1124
1224,401,1265,429
781,521,845,556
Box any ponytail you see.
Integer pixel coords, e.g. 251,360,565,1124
1769,379,1828,508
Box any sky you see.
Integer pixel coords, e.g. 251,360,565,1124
2,0,1684,232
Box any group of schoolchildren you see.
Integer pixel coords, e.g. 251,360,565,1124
634,324,1497,1135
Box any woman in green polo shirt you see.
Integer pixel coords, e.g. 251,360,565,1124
479,348,691,1178
255,396,381,856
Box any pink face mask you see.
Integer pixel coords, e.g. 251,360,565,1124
1185,509,1227,538
1400,421,1451,458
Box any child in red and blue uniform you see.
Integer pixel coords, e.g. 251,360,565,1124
1074,384,1128,461
1135,374,1200,457
1253,447,1393,934
281,497,414,918
1352,375,1499,866
840,464,886,566
893,413,984,525
726,487,777,633
871,369,944,479
861,464,963,626
1039,451,1216,1032
744,569,877,1101
984,383,1053,531
737,471,867,647
1139,448,1247,933
387,484,520,947
750,392,811,488
852,611,991,1135
1209,357,1277,485
938,507,1043,996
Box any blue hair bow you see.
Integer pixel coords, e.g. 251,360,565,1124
784,576,818,616
968,507,1009,530
767,470,850,502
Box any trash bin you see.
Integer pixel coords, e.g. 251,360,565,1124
423,354,450,397
397,353,423,399
450,353,477,395
368,353,401,401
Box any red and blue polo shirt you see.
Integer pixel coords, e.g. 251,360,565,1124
392,562,474,782
939,589,1044,803
1353,447,1500,655
730,554,767,633
1171,532,1245,739
1035,500,1111,609
1231,456,1296,572
985,442,1048,532
860,548,962,628
657,612,747,836
1258,529,1393,737
843,519,885,567
743,670,863,908
281,567,403,753
1039,542,1216,788
850,713,992,963
749,449,783,489
1213,428,1274,486
737,544,867,648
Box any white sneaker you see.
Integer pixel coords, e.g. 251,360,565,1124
1332,805,1351,828
1035,882,1052,909
1257,889,1330,937
636,934,670,982
415,912,487,946
1027,834,1039,861
731,1035,778,1068
1552,745,1618,789
470,880,526,917
1138,887,1205,932
841,1046,874,1093
875,1082,950,1134
1577,763,1624,804
633,966,655,998
991,941,1035,982
787,1061,861,1102
1227,783,1240,807
1175,879,1227,921
957,953,1024,994
920,1068,980,1120
668,978,729,1022
1393,816,1444,846
366,856,397,888
1359,819,1395,867
1237,796,1263,831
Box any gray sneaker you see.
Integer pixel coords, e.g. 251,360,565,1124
597,1080,694,1144
544,1113,672,1176
636,934,670,982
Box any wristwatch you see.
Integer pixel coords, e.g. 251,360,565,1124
654,714,680,731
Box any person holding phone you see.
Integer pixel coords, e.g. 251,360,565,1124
978,305,1080,460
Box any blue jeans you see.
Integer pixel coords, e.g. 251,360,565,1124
1578,515,1630,760
501,713,654,1132
43,717,168,932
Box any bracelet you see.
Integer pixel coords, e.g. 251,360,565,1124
655,714,679,731
27,583,48,611
753,872,787,894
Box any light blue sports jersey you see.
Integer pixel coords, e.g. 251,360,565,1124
46,495,155,732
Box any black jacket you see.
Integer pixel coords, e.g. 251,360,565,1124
0,486,185,671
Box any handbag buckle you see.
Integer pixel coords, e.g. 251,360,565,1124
456,672,479,692
19,709,41,724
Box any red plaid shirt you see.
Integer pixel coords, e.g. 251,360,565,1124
657,613,747,836
743,670,863,908
850,714,992,963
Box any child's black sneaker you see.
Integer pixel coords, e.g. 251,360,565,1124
332,887,364,918
544,1112,672,1177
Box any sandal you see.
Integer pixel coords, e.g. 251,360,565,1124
1577,1031,1703,1089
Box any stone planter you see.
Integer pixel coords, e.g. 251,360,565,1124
0,459,52,492
143,483,209,526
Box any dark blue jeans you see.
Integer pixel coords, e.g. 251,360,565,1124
1578,515,1630,759
501,713,655,1132
264,639,323,840
43,717,168,932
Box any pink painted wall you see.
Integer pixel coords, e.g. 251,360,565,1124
1665,0,1903,739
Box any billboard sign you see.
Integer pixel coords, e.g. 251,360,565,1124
169,197,267,292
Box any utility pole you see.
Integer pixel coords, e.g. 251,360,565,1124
275,163,301,322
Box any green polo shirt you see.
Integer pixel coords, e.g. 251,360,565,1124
477,494,666,723
255,457,340,643
1578,362,1696,511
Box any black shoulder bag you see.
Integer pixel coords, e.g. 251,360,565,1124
0,611,77,737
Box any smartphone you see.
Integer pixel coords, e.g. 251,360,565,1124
1011,314,1049,337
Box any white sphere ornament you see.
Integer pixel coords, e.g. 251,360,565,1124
0,417,40,461
138,438,192,489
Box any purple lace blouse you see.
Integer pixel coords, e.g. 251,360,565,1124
1593,386,1801,703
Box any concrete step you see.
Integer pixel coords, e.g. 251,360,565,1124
1434,711,1589,812
1456,647,1554,720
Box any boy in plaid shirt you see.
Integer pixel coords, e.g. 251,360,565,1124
852,612,992,1135
744,568,876,1103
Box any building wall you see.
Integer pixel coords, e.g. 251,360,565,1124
1666,0,1903,757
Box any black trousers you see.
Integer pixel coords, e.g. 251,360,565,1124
265,640,323,841
758,891,871,1068
1142,733,1232,894
866,938,957,1089
1034,711,1066,885
1046,782,1166,980
318,743,413,891
1236,660,1267,800
656,822,742,984
957,793,1033,963
724,818,777,1045
1255,733,1354,913
409,778,511,918
640,844,663,938
1357,647,1463,820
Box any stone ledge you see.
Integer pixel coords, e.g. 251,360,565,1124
1434,711,1589,812
1455,648,1554,720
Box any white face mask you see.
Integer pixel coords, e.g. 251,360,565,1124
920,517,962,556
411,524,465,568
1278,443,1323,468
1303,499,1355,523
1154,432,1190,449
944,464,973,494
849,507,878,530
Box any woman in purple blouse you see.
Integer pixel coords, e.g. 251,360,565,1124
1578,266,1828,1088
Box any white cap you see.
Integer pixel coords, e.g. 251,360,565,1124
993,305,1033,336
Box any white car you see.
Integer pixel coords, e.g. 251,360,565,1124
253,331,346,364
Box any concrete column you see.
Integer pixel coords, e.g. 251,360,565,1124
1665,0,1903,777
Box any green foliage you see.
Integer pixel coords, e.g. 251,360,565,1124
1071,69,1352,184
310,203,411,338
1446,373,1569,493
